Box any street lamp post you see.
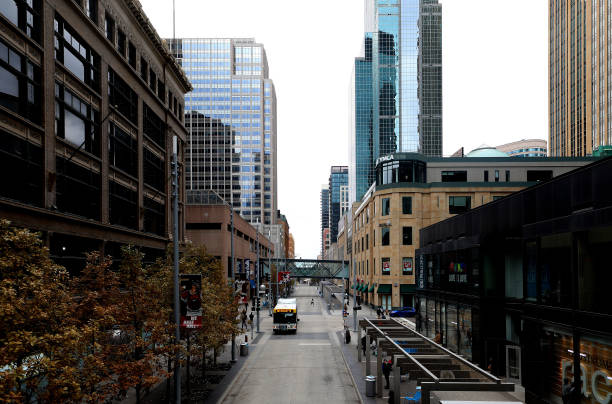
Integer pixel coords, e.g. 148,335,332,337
256,231,260,333
172,136,181,404
352,262,357,332
230,208,236,363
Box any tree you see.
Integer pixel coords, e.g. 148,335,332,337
0,220,82,403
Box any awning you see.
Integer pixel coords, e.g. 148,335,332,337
368,284,375,293
359,284,365,292
351,284,356,289
363,283,369,293
400,284,416,294
377,284,392,294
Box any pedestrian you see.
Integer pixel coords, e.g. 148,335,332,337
387,390,395,404
311,298,314,306
345,328,351,344
377,307,381,319
249,311,254,330
241,310,247,330
562,378,571,404
361,335,367,357
382,359,392,389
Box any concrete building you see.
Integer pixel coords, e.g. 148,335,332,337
185,190,273,295
0,0,191,272
348,151,597,310
496,139,547,157
167,37,278,226
549,0,612,156
329,166,348,244
350,0,443,204
320,184,329,257
416,157,612,402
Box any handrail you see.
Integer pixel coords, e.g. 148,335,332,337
364,319,439,382
390,318,501,383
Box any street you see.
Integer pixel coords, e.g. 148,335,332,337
219,285,359,404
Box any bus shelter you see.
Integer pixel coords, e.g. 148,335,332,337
357,318,514,404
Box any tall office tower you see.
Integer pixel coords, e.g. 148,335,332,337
350,0,442,203
329,166,349,244
320,184,330,257
168,38,278,225
549,0,611,156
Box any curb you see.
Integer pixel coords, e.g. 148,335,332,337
337,333,365,404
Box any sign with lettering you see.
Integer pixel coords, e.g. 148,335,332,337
179,274,202,329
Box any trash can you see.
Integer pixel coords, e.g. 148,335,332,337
240,343,248,356
365,375,376,397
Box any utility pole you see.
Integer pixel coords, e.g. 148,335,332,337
230,208,235,363
256,231,260,333
172,136,181,404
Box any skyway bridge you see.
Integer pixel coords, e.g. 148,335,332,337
262,258,349,279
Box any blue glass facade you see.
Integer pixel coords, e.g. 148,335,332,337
351,0,442,203
329,166,348,244
168,38,277,225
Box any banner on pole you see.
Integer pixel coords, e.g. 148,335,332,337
180,274,202,329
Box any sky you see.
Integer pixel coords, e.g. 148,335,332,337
138,0,548,259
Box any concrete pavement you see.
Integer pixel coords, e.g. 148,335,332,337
218,285,360,404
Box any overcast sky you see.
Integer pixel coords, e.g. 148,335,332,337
139,0,548,259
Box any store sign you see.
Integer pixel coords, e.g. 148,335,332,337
559,338,612,404
382,259,390,275
402,257,413,276
179,274,202,329
448,261,468,283
417,255,425,289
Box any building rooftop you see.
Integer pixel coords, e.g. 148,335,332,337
466,145,509,158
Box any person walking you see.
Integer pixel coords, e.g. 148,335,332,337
311,298,314,306
382,359,392,389
249,311,255,331
241,310,247,330
376,307,382,319
361,335,367,357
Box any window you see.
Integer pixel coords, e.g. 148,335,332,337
55,156,100,220
493,195,505,201
149,68,156,93
140,57,148,82
108,123,137,177
0,38,41,124
54,16,100,91
402,226,412,245
109,180,137,229
108,68,137,124
441,171,467,182
505,170,510,182
0,129,43,206
128,42,136,69
143,103,165,148
382,257,390,276
104,13,114,42
495,170,499,182
55,83,99,156
85,0,97,24
143,197,165,236
402,257,413,275
402,196,412,214
527,170,552,182
449,196,471,214
157,80,165,102
382,197,390,216
143,148,165,192
366,234,369,249
484,170,489,182
117,29,126,57
0,0,41,42
381,227,390,246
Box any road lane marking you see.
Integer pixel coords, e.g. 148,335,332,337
299,343,332,346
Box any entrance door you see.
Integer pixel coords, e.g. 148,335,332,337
505,345,521,383
381,295,391,310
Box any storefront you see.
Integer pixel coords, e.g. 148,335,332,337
377,284,392,310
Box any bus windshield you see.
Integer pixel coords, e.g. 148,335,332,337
273,312,296,324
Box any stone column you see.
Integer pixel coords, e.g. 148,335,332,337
376,338,383,398
365,333,371,375
393,355,401,404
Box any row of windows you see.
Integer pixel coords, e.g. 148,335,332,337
0,0,41,43
355,257,414,277
354,226,413,253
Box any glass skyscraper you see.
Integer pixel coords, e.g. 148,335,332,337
350,0,442,203
329,166,348,244
167,38,277,225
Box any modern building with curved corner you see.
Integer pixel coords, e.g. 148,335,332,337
495,139,548,157
348,151,597,311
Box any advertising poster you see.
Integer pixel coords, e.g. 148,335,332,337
402,257,413,275
180,274,202,329
382,259,390,275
